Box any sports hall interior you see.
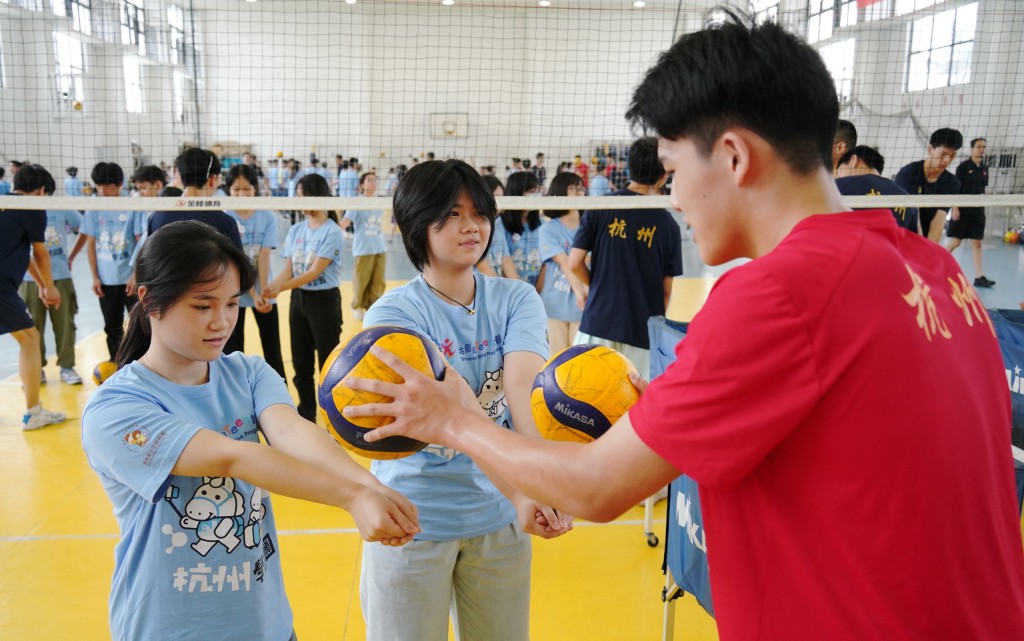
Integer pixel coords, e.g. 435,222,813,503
2,0,1023,640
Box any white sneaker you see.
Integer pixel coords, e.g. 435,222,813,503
22,406,67,431
60,368,84,385
353,308,365,321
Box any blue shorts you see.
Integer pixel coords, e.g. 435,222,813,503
0,284,33,336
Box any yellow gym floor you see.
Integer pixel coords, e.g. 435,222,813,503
0,279,720,641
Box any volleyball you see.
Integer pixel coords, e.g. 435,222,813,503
318,325,447,459
92,361,117,386
531,345,640,443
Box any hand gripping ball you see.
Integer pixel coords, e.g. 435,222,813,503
531,344,641,443
318,325,447,459
92,361,117,386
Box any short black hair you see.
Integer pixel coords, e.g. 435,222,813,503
175,147,221,188
837,145,885,174
132,165,167,186
545,171,584,219
501,171,542,235
626,13,839,174
393,160,496,272
970,137,987,148
91,162,125,187
482,175,505,195
929,128,964,151
835,120,858,148
628,138,666,185
224,164,260,194
160,186,184,197
66,166,78,177
13,164,53,193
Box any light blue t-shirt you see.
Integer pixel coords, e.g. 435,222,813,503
343,209,387,257
365,273,549,540
81,210,145,285
481,217,511,275
23,210,82,282
228,210,277,306
589,174,611,197
538,218,582,323
81,353,295,641
64,176,84,197
336,169,359,197
0,181,10,196
279,218,343,290
506,223,543,286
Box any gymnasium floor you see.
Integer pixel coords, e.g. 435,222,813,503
2,216,1023,640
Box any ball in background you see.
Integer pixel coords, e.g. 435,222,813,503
319,325,446,459
92,361,117,386
531,344,640,443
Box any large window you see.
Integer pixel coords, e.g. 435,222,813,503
808,0,858,43
169,5,186,65
896,0,941,16
906,3,977,91
53,31,84,108
819,38,856,103
51,0,92,35
0,29,5,89
121,0,145,55
753,0,778,25
124,56,143,113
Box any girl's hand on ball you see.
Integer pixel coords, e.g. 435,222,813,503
344,345,473,445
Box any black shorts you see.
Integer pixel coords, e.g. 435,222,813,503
947,209,986,240
0,284,34,336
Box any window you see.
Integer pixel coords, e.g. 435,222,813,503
906,3,977,91
124,56,143,113
0,29,5,89
896,0,940,16
121,0,146,55
52,0,92,35
168,5,186,65
808,0,858,43
819,38,856,103
53,32,84,108
753,0,779,25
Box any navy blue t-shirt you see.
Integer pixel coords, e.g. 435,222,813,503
836,174,920,233
573,190,683,349
0,203,46,289
148,211,243,249
955,159,989,217
893,160,960,233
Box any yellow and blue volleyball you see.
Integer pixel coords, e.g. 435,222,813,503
92,361,117,386
318,325,447,460
530,345,641,443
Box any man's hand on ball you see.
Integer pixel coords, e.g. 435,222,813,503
628,370,649,395
343,345,475,445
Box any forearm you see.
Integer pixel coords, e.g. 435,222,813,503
32,250,57,290
265,414,383,490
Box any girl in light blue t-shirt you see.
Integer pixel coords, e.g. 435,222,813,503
538,171,588,355
81,220,417,641
263,173,344,421
353,159,572,641
500,171,544,287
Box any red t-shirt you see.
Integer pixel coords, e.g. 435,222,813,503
574,162,590,187
632,210,1024,640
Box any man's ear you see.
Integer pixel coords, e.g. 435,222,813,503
717,130,753,186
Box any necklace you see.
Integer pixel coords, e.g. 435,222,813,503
424,277,476,315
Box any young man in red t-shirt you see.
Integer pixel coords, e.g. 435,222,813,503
344,16,1024,641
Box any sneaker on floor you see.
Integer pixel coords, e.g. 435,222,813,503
974,276,995,288
22,406,67,431
60,368,84,385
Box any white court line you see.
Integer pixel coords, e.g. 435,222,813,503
0,519,665,544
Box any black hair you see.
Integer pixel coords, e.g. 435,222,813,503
929,128,964,151
159,186,184,197
117,220,255,368
41,170,57,195
501,171,542,235
13,164,53,193
482,175,504,195
392,159,497,272
837,145,885,174
224,164,260,195
0,167,6,179
175,147,221,188
970,137,987,148
835,119,858,148
545,171,584,219
132,165,167,186
359,171,376,186
91,162,125,187
66,166,78,177
296,173,338,223
628,138,666,185
8,160,24,170
626,13,839,174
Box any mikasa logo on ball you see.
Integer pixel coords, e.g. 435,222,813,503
553,401,595,427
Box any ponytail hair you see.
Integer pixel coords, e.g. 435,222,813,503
296,173,338,223
117,221,256,368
